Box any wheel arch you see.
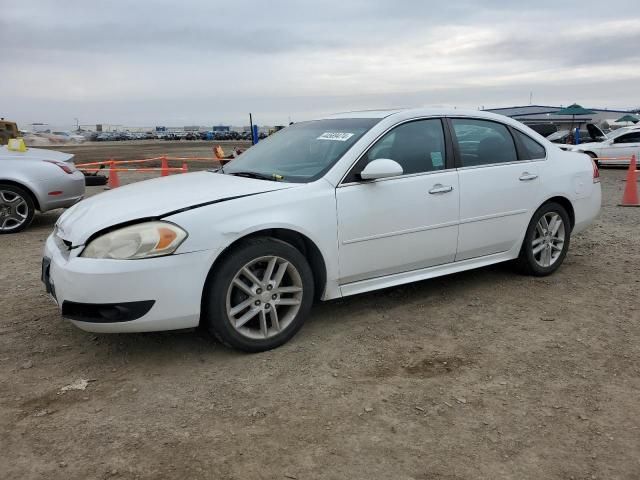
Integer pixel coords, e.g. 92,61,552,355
0,179,41,210
200,228,328,319
537,196,575,229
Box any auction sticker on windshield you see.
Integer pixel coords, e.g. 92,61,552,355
317,132,355,142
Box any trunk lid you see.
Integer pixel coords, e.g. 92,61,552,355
0,145,74,162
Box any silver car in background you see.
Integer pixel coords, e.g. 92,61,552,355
0,145,85,233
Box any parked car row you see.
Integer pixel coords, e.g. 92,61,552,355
90,130,264,142
94,131,157,141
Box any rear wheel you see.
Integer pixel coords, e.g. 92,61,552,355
516,202,571,276
0,184,35,234
203,237,314,352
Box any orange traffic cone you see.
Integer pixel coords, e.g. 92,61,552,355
161,155,169,176
619,154,640,207
107,160,120,189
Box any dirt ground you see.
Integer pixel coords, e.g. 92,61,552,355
1,144,639,479
45,139,252,163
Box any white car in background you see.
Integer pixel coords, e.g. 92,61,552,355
569,126,640,166
43,109,601,352
51,131,86,143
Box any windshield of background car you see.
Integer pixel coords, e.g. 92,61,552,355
223,118,381,183
606,127,633,140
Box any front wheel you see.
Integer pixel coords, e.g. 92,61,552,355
203,237,314,352
516,202,571,276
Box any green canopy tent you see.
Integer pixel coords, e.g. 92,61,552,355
615,114,639,124
554,104,595,143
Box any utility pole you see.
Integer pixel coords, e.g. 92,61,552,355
249,113,255,145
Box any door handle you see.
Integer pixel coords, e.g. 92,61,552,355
519,172,538,181
428,184,454,194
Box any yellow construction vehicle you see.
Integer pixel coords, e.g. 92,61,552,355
0,118,19,145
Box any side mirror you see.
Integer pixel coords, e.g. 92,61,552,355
359,159,403,181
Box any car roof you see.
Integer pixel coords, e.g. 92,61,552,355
320,108,515,123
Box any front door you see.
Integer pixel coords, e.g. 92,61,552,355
336,118,459,285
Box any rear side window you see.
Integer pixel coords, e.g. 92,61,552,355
513,130,546,159
450,118,518,167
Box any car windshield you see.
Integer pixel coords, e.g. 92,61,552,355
223,118,380,183
606,127,634,140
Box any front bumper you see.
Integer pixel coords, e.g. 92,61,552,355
43,233,217,333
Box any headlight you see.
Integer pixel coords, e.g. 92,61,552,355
81,221,187,259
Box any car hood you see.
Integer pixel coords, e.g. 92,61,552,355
570,142,602,151
0,145,74,162
55,171,294,245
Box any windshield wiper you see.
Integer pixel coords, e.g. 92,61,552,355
228,171,283,181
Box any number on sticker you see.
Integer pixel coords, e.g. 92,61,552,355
317,132,355,142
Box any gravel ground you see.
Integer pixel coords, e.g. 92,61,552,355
1,152,639,479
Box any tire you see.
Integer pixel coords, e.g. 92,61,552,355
203,237,315,352
0,184,36,234
84,174,108,186
516,202,571,276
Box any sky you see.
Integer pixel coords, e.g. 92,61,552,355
2,0,640,128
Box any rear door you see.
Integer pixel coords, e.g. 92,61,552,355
449,118,545,261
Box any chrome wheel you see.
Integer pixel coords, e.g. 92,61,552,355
0,189,29,232
532,212,565,268
226,255,303,340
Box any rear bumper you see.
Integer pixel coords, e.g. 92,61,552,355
38,171,85,212
573,183,602,235
43,233,217,333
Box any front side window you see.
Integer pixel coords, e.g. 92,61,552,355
360,119,447,176
451,118,518,167
223,118,380,183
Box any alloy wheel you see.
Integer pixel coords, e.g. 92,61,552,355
532,212,565,268
0,189,29,232
225,255,303,340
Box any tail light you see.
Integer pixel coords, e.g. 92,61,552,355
591,159,600,183
44,160,74,174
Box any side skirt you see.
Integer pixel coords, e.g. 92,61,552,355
338,251,517,298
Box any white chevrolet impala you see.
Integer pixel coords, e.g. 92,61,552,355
43,109,601,351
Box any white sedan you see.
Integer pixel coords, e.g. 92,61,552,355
568,126,640,166
43,109,601,351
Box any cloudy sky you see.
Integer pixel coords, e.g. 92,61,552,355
2,0,639,127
